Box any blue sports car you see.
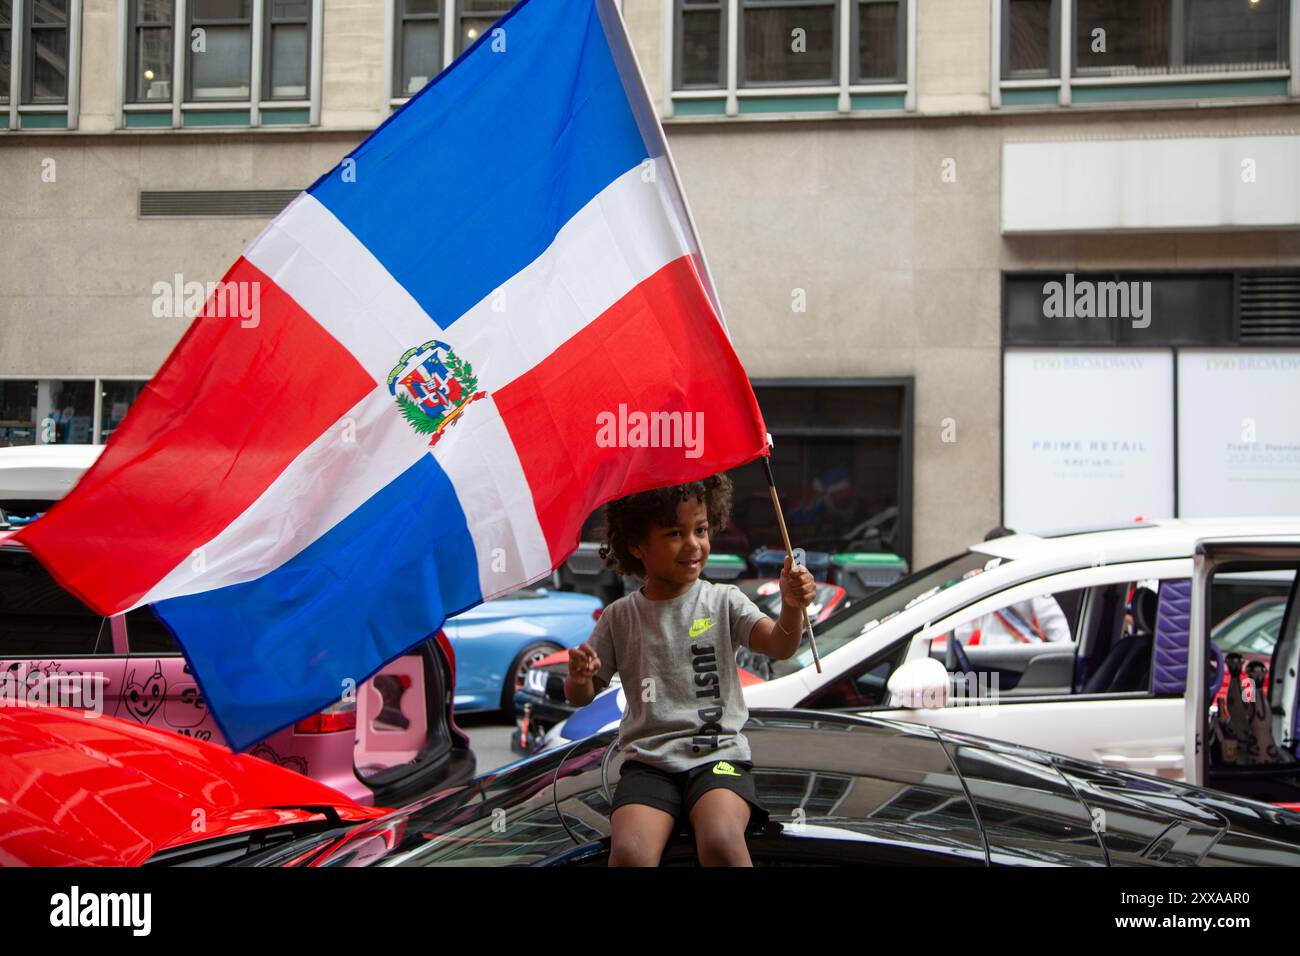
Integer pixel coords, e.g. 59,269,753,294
444,586,604,715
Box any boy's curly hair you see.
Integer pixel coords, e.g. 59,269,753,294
597,474,733,579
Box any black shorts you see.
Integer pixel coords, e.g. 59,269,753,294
611,758,770,834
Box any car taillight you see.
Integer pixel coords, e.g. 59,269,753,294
592,608,603,621
295,697,357,734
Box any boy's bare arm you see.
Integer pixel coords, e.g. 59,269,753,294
565,643,606,706
748,555,816,660
748,606,804,660
564,674,606,707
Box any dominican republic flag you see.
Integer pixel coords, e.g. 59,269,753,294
16,0,767,750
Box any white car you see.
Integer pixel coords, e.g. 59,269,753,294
0,444,103,509
543,518,1300,792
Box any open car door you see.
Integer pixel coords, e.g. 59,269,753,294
1188,536,1300,807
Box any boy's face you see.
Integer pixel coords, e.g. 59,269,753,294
630,496,710,587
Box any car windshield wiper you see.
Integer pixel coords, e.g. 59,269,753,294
145,807,366,867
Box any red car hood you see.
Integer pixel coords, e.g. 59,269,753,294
0,706,387,866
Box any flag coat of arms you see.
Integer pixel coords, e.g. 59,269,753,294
17,0,767,750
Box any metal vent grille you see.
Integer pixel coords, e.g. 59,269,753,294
1239,272,1300,342
139,189,301,218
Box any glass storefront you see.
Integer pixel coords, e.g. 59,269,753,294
0,378,148,446
99,379,147,443
0,380,39,446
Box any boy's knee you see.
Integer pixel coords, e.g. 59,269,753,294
693,818,749,865
609,836,663,867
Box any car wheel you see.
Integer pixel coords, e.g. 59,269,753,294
501,642,562,715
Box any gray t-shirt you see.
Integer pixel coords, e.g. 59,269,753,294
588,577,768,773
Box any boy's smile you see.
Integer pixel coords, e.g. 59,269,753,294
631,497,710,599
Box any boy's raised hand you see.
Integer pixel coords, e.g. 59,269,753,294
780,553,817,609
568,642,602,682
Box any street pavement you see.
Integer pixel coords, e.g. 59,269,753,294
456,712,521,775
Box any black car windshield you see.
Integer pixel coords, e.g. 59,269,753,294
766,551,1008,679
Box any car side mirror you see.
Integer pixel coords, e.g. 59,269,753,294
886,658,949,709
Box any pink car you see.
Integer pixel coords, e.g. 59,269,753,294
0,524,474,806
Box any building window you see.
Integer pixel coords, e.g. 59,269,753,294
128,0,174,103
746,381,913,563
397,0,443,98
0,380,39,445
264,0,308,99
24,0,69,104
0,379,93,445
1183,0,1288,71
455,0,508,55
1003,0,1058,78
742,0,837,85
123,1,315,123
853,0,905,82
1074,0,1289,77
676,0,725,88
99,380,147,444
671,0,911,109
187,0,252,101
1,3,11,106
0,378,149,446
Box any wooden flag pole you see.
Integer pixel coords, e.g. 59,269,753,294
759,437,822,673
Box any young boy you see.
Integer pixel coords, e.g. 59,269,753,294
565,473,816,867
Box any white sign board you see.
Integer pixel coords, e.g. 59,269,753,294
1002,135,1300,233
1177,351,1300,517
1003,350,1174,533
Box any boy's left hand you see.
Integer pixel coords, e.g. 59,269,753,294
780,553,817,609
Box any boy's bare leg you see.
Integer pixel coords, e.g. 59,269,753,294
689,789,754,867
609,804,677,866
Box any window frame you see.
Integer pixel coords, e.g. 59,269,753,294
184,0,253,103
126,0,174,105
1072,0,1291,79
994,0,1299,108
454,0,510,57
1000,0,1060,80
738,0,839,89
261,0,310,102
851,0,906,84
117,1,321,129
667,0,916,115
674,0,726,90
22,0,69,106
393,0,445,102
751,377,914,564
0,1,12,107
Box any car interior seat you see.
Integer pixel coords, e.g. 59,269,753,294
1082,587,1156,694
